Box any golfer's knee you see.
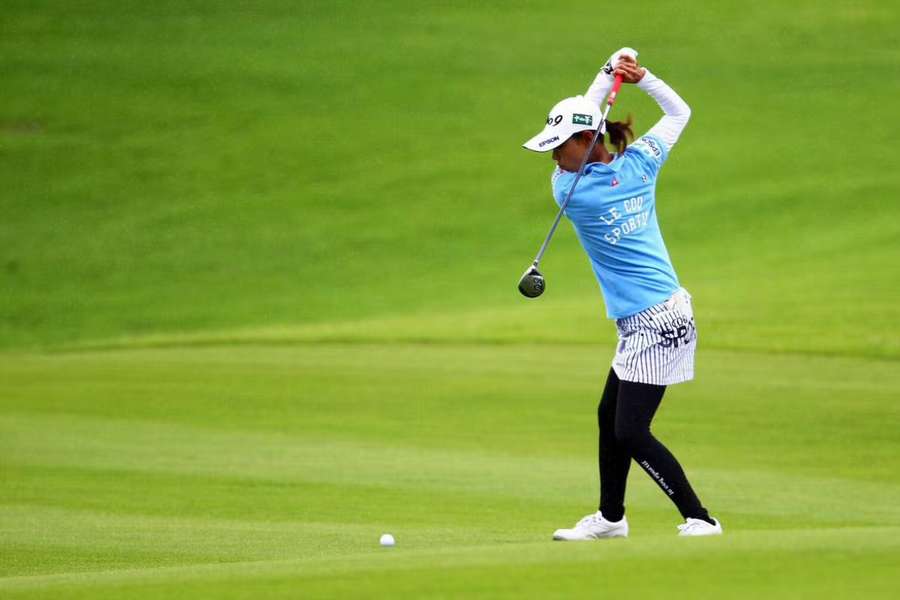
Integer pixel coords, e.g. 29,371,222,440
615,425,650,451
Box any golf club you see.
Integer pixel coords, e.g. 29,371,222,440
518,74,624,298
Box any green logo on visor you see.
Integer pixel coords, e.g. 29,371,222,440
572,113,593,126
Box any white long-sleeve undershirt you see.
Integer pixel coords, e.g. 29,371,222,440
584,68,691,151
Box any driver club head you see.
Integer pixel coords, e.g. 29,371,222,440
517,265,545,298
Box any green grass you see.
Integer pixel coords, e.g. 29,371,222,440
2,0,900,597
3,0,899,352
2,344,899,597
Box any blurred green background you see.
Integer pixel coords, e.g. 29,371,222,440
2,1,899,598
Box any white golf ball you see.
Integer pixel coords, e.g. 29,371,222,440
379,533,395,547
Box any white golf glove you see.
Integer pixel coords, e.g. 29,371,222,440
601,47,639,78
586,47,639,106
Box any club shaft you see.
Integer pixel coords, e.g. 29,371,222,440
532,77,623,267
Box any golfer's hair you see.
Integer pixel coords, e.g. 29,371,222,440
605,115,634,153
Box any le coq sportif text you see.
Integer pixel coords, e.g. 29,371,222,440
600,195,650,245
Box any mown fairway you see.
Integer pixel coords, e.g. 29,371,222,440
2,1,899,598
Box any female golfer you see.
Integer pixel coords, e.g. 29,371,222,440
522,49,722,538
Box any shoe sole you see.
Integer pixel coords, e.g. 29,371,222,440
552,532,628,541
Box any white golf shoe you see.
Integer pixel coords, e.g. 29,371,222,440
677,517,723,537
552,511,628,541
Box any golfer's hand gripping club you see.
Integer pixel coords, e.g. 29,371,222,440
517,75,624,299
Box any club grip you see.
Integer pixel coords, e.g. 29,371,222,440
606,75,624,106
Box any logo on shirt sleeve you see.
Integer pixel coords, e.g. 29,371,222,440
643,136,661,157
633,135,662,161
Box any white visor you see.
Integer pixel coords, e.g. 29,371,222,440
522,95,603,152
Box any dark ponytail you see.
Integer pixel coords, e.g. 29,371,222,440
605,115,634,153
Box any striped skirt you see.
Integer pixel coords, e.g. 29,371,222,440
612,288,697,386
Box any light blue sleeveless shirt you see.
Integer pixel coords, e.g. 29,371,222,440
551,134,679,319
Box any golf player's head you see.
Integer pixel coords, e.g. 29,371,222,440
523,95,632,172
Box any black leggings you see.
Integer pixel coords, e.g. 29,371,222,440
598,368,711,523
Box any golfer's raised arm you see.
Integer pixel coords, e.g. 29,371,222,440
585,69,615,107
638,71,691,151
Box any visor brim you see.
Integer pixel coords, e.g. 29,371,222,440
522,127,569,152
